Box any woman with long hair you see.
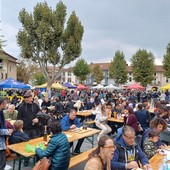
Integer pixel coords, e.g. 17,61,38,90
84,136,115,170
95,104,112,141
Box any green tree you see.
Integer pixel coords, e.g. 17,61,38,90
109,50,128,85
92,64,104,84
131,49,155,87
163,43,170,78
17,1,84,92
34,72,46,85
73,58,90,83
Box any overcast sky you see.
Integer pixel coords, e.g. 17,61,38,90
1,0,170,66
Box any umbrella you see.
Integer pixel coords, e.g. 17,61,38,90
35,83,67,90
0,78,30,89
127,83,145,90
63,82,77,89
160,83,170,90
77,84,88,90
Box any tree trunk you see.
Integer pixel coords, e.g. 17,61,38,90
47,82,52,98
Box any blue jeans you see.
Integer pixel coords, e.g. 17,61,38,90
0,150,6,170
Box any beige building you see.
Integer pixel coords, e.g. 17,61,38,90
0,51,17,81
60,63,168,87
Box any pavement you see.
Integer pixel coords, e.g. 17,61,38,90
6,134,99,170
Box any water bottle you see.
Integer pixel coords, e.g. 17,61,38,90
162,156,168,170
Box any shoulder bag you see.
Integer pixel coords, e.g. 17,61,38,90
32,157,51,170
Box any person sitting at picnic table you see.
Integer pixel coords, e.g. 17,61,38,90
3,104,18,120
35,121,70,170
111,125,150,170
143,129,163,159
94,104,112,141
141,117,167,149
61,108,84,154
9,120,29,144
84,135,115,170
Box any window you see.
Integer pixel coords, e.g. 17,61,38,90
129,72,131,76
129,77,132,82
154,72,156,76
68,72,71,76
68,78,71,82
166,79,169,83
1,73,3,79
5,73,7,79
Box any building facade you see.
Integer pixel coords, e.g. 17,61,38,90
60,63,168,87
0,51,17,81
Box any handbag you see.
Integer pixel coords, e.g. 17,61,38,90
32,157,51,170
137,122,143,132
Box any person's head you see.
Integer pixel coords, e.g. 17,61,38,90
148,129,159,143
88,136,115,160
69,109,77,120
122,125,136,146
101,104,106,113
150,117,167,132
7,104,15,114
48,121,62,134
138,104,143,110
14,120,23,130
24,90,33,104
42,106,47,113
0,97,7,110
115,102,120,110
126,106,134,115
44,97,49,102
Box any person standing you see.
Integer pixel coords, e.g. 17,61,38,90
0,97,13,170
61,109,84,154
17,90,40,139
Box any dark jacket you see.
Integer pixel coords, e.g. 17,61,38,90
9,130,29,144
111,135,149,170
17,101,40,130
36,133,70,170
135,109,150,130
61,114,81,131
0,110,10,150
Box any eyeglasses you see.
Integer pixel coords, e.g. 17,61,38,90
103,145,116,150
123,134,135,140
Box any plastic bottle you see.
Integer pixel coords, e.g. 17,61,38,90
43,125,48,142
162,156,168,170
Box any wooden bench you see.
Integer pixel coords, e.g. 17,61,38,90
69,148,96,169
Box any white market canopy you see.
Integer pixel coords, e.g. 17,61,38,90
104,84,120,90
92,84,104,89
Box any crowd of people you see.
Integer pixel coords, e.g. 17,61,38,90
0,87,170,169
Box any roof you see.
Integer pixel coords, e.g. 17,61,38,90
0,51,17,63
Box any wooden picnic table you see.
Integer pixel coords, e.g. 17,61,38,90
8,127,100,158
77,110,92,117
149,152,170,170
108,117,124,123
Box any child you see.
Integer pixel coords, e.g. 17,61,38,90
144,129,162,159
9,120,29,144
